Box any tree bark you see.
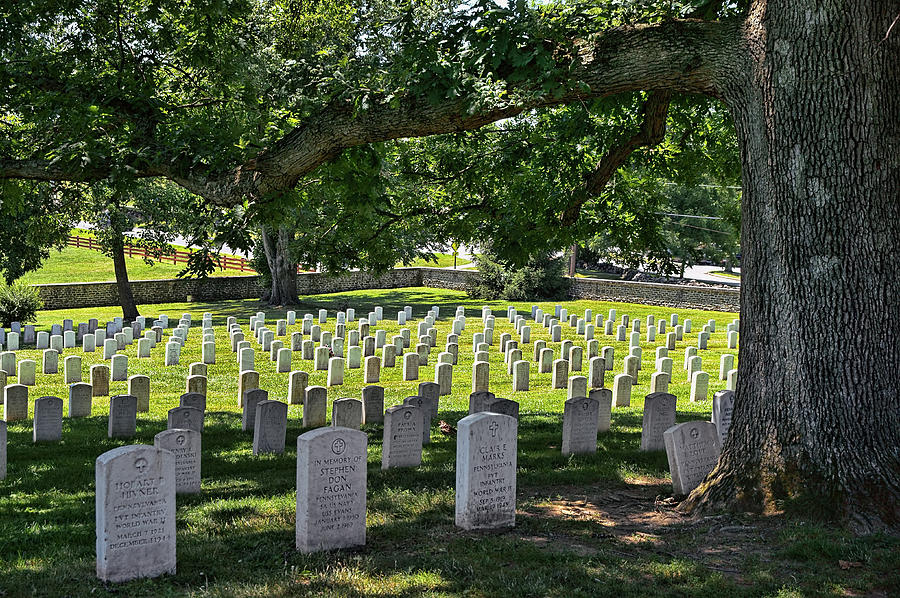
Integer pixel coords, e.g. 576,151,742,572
260,225,299,306
682,0,900,533
568,244,578,277
109,234,139,321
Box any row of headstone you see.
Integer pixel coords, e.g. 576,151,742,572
6,302,733,426
95,410,517,581
1,316,146,351
183,303,732,412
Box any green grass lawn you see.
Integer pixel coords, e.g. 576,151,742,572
1,288,896,597
21,244,467,286
20,246,252,285
710,270,742,280
574,268,621,280
399,252,472,269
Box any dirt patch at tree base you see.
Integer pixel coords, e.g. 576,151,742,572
514,479,897,595
518,478,795,585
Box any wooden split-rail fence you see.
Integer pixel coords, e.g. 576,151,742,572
67,235,256,273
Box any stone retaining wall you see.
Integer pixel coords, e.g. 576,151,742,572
419,267,473,291
294,268,422,296
34,276,265,311
569,277,740,312
34,267,740,313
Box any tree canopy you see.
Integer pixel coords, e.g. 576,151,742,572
0,0,739,205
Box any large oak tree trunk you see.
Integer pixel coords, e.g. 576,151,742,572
110,234,139,321
684,0,900,533
260,225,300,306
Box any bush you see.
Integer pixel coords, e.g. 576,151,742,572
0,281,43,326
467,250,570,301
248,241,272,285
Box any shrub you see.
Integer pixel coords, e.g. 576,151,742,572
0,281,43,326
467,249,570,301
249,241,272,286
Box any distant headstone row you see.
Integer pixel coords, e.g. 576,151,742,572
1,303,736,410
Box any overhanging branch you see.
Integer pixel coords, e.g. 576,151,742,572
560,89,673,226
0,18,738,206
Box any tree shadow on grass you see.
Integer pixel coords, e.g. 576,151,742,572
181,287,520,328
2,401,688,598
8,419,889,598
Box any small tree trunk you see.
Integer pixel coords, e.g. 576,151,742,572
261,225,299,306
110,234,139,321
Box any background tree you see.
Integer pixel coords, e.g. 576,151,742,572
81,180,235,320
0,180,77,284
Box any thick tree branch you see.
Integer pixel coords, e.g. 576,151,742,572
0,18,738,205
0,158,113,183
247,19,733,200
560,89,673,226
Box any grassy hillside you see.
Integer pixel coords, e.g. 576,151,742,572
21,244,466,285
21,246,251,285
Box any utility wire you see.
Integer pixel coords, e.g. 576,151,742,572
669,221,733,235
655,211,725,220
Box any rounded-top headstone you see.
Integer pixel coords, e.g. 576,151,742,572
664,421,721,496
154,428,201,494
455,412,517,530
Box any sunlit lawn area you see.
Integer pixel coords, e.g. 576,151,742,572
1,288,896,597
399,252,471,269
20,245,469,286
710,270,741,280
574,268,621,279
20,246,252,285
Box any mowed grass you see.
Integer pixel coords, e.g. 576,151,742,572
399,252,471,269
574,268,621,280
710,270,742,280
21,245,466,286
20,246,252,285
1,288,897,597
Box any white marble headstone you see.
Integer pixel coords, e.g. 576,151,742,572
95,445,176,582
664,421,721,496
33,395,63,442
711,390,735,445
295,427,367,553
640,392,676,451
154,428,201,494
455,412,517,530
253,400,288,455
108,395,137,438
381,405,423,469
562,396,599,455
